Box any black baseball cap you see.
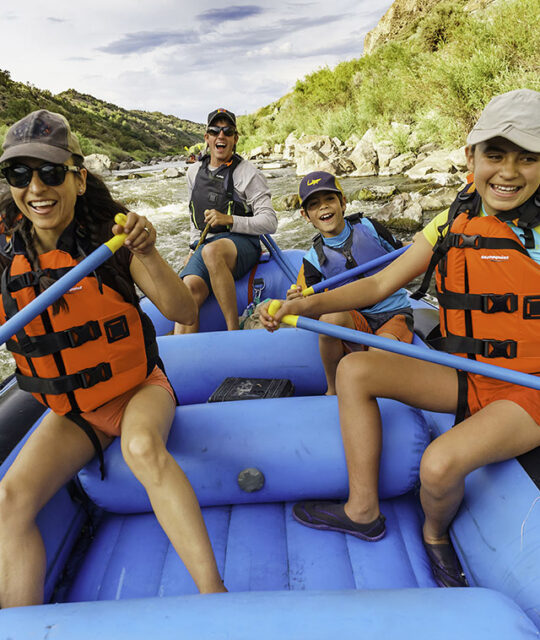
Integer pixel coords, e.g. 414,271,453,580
0,109,83,164
299,171,344,207
207,108,236,127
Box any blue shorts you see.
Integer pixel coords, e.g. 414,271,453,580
180,233,261,290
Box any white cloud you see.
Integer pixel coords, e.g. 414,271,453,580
0,0,393,122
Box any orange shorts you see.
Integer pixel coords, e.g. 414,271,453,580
344,310,414,352
81,366,176,437
464,372,540,425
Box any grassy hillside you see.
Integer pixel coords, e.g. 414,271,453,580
0,74,204,162
238,0,539,153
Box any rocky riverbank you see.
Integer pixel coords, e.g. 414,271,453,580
249,126,468,231
85,125,468,233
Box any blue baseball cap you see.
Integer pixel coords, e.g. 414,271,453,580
298,171,344,208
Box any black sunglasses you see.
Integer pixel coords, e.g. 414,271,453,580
206,125,236,137
1,163,81,188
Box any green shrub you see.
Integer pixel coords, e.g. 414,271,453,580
238,0,539,153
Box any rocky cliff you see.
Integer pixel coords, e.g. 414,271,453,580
363,0,499,54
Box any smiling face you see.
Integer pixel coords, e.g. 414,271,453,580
466,138,540,216
205,118,238,168
9,156,87,250
301,191,347,238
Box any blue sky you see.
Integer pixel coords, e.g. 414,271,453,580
0,1,393,124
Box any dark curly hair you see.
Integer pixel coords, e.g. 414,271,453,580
0,158,131,314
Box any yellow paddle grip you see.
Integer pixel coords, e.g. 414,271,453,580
268,299,299,327
105,213,128,253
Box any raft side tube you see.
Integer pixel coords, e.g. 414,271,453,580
157,329,326,404
1,588,538,640
78,395,430,513
424,409,540,631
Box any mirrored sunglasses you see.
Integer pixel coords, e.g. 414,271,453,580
1,163,81,188
206,125,236,137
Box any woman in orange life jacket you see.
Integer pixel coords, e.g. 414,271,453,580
261,89,540,587
0,110,226,608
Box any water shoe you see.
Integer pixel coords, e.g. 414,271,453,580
292,501,386,541
423,540,469,587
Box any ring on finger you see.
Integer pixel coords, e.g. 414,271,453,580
144,226,151,234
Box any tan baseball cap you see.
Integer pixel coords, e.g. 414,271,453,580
0,109,83,164
467,89,540,152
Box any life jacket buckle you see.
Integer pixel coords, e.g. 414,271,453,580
524,296,540,319
481,293,518,314
481,339,517,359
453,234,480,249
66,320,102,348
78,362,113,389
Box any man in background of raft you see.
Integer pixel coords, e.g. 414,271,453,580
174,108,277,333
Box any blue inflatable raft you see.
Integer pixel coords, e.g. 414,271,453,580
1,249,539,639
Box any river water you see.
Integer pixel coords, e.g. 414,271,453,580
0,161,436,380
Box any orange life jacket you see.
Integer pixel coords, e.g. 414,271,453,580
413,183,540,374
0,250,159,415
436,211,540,373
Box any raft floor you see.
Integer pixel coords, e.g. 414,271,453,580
62,492,437,602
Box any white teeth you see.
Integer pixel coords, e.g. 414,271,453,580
493,185,519,192
30,200,55,207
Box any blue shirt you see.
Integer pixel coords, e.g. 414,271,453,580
303,219,411,316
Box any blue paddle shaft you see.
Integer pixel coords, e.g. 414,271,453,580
261,235,297,283
309,245,409,294
0,243,115,346
295,316,540,391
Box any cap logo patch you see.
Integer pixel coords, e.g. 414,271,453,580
12,122,31,141
307,178,322,186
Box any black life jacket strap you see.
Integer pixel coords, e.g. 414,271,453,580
435,291,518,314
223,153,243,200
5,267,72,293
7,320,102,356
430,332,517,359
411,184,481,301
16,362,113,395
446,231,530,255
312,233,326,266
67,412,106,480
1,266,35,353
455,370,469,426
496,190,540,241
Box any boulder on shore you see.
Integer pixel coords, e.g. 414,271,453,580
84,154,111,176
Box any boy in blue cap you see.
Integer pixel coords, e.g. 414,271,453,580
289,171,414,394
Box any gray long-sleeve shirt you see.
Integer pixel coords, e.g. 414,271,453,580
187,157,278,245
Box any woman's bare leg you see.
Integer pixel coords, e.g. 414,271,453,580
120,385,226,593
0,414,111,607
